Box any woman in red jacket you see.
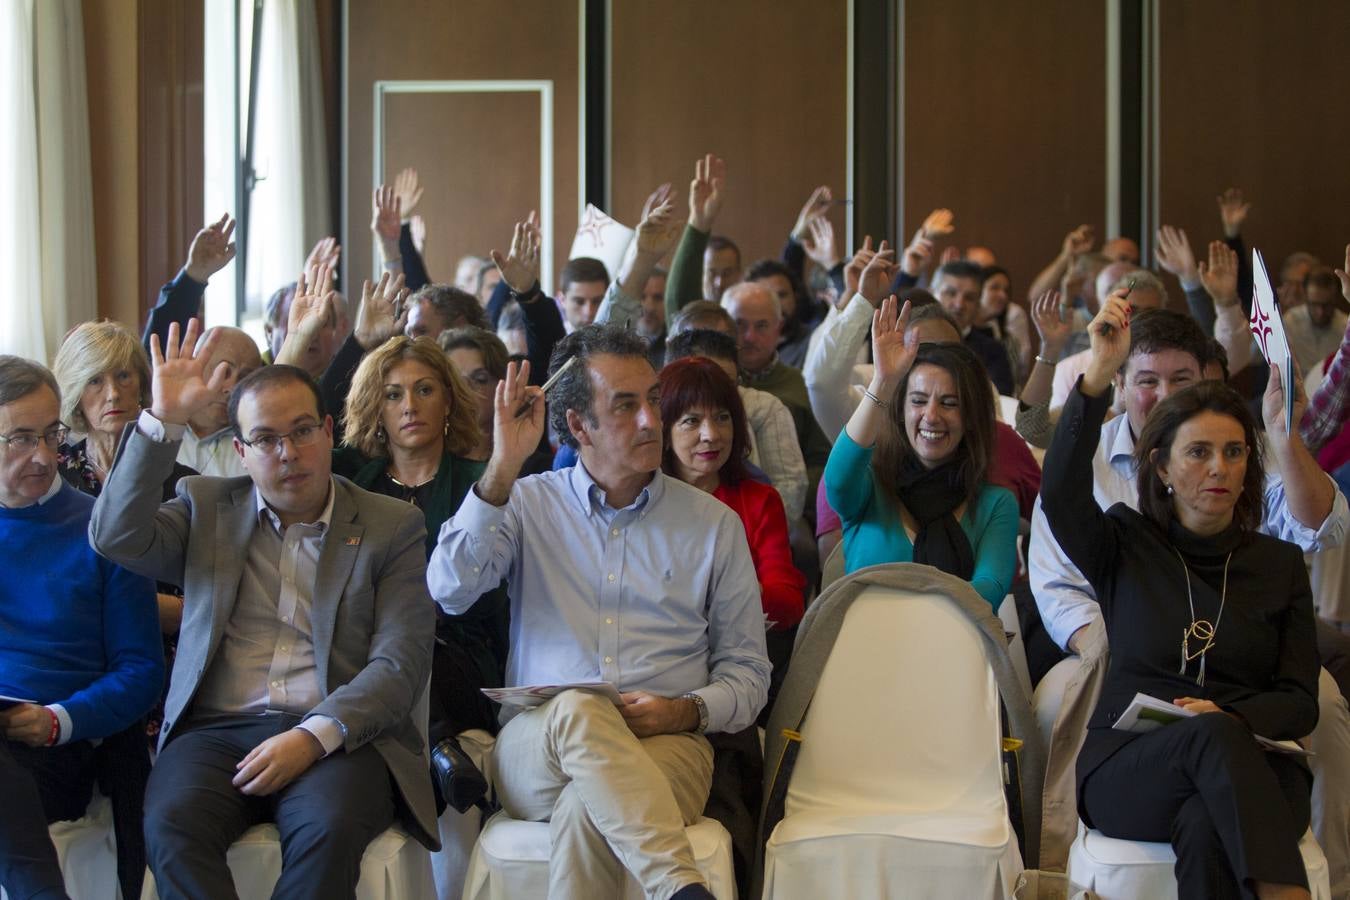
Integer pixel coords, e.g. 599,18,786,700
659,357,806,637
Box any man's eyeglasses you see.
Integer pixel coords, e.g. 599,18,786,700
0,425,69,455
238,424,323,455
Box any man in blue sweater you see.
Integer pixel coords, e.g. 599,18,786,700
0,356,162,900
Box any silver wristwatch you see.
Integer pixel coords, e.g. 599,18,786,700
681,692,709,734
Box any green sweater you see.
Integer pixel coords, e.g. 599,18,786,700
665,224,711,323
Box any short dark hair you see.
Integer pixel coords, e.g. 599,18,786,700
411,284,488,331
1306,266,1341,295
0,355,60,409
1135,381,1265,532
228,364,325,438
548,324,653,450
872,342,996,507
1205,337,1230,382
659,357,751,486
665,328,739,367
707,235,740,264
980,265,1011,286
670,301,736,337
909,302,961,334
1125,308,1208,376
438,326,510,381
559,257,610,293
746,258,811,323
933,260,984,286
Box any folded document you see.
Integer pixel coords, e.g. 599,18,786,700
1113,692,1311,757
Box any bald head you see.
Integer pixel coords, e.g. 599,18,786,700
190,327,263,436
1102,236,1141,265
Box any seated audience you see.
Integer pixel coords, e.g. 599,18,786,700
90,322,438,898
427,325,770,900
975,265,1032,387
825,296,1019,609
747,259,817,369
930,260,1016,395
1041,293,1316,899
659,356,806,701
405,283,488,339
639,264,669,367
168,325,263,477
1285,267,1349,376
141,213,237,355
0,356,162,900
556,257,610,334
483,213,569,385
1050,269,1167,406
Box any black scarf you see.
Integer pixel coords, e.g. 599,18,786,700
897,454,975,580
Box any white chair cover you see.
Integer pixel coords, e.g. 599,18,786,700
2,793,119,900
998,594,1033,700
1068,821,1330,900
762,587,1022,899
463,812,737,900
430,728,495,900
139,825,432,900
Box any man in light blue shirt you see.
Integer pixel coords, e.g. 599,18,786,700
429,324,769,900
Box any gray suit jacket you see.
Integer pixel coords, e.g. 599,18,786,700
90,425,438,849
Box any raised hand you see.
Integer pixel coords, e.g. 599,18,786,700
392,167,423,218
478,360,546,505
1154,225,1198,284
871,295,919,386
304,236,341,274
900,234,933,277
1263,360,1307,442
1030,290,1073,358
409,214,427,255
1083,288,1132,395
844,235,875,298
920,208,955,241
289,263,338,343
1334,243,1350,305
184,213,237,283
939,245,961,266
688,153,727,232
355,272,408,350
792,185,833,241
490,212,541,294
635,191,681,259
149,319,230,425
1198,240,1240,308
641,182,674,222
801,216,839,269
1061,224,1095,258
370,185,401,243
857,240,898,307
1216,188,1250,239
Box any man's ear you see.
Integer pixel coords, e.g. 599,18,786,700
566,408,593,448
233,436,247,460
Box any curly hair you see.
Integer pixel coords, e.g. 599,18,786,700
547,324,653,450
341,336,480,458
53,321,151,433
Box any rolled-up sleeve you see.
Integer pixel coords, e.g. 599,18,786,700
1261,468,1348,553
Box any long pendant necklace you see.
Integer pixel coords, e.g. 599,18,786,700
1173,546,1232,687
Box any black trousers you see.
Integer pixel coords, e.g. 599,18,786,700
0,738,95,900
1081,713,1311,899
144,713,395,900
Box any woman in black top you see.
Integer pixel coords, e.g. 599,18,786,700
1041,292,1318,900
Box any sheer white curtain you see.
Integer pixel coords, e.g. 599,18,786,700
0,0,95,364
241,0,330,324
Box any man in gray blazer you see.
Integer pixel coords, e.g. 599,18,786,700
90,321,437,900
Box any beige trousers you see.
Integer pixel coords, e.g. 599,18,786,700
491,690,714,900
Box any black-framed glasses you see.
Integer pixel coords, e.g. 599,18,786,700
0,425,70,455
238,423,322,456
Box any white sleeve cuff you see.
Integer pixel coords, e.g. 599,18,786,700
298,716,346,756
137,409,186,442
48,704,72,746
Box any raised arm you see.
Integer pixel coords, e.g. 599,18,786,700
665,153,725,318
392,168,432,290
1155,225,1210,334
143,213,236,353
274,263,339,368
1261,355,1336,535
1200,240,1253,375
803,236,881,439
1014,290,1073,449
491,211,559,387
370,184,404,278
843,292,916,451
600,186,681,328
1028,224,1094,303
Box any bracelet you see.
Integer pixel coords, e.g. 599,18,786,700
1035,354,1057,367
863,388,887,408
45,707,60,747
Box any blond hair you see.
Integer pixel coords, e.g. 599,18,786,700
342,336,480,458
53,321,151,432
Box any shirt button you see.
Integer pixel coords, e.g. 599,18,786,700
279,645,288,652
604,656,612,664
472,566,480,573
607,573,615,582
605,617,613,624
489,525,497,532
271,680,280,688
280,616,289,624
611,528,619,536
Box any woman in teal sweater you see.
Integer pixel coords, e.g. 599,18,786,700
825,296,1018,609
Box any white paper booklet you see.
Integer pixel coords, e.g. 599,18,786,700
481,681,626,709
1112,692,1311,757
1249,248,1296,431
569,205,634,278
0,693,36,710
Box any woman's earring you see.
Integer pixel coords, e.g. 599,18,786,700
1165,482,1174,495
377,425,387,443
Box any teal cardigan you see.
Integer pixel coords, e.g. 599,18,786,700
824,431,1018,609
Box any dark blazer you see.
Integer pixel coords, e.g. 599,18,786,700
89,426,439,848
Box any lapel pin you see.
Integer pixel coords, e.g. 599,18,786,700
345,536,361,546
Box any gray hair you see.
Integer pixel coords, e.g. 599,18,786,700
52,321,151,432
0,355,60,410
1110,268,1170,306
721,280,782,321
547,324,652,450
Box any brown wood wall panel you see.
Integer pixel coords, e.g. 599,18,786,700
346,0,579,293
902,0,1106,309
609,1,849,277
1158,1,1350,298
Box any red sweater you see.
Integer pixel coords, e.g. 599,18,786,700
713,478,806,630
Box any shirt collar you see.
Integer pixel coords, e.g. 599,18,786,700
1102,409,1137,465
741,354,781,384
36,474,63,505
255,477,336,533
566,458,661,517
